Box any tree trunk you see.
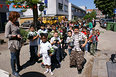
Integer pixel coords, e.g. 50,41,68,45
32,4,38,29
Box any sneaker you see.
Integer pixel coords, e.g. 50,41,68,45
44,70,49,74
12,72,20,77
85,51,88,53
78,69,82,74
50,72,54,75
41,63,45,68
17,66,23,73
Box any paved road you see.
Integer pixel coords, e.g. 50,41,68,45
0,22,116,77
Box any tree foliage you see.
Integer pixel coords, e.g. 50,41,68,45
94,0,116,17
6,0,42,7
6,0,45,27
84,10,96,20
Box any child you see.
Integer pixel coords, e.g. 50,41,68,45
89,30,98,55
95,29,100,51
79,25,82,31
38,24,48,35
50,31,62,66
81,27,88,53
96,29,100,37
47,24,52,33
81,27,87,35
69,26,74,35
27,25,39,62
38,34,54,75
86,30,91,52
66,30,73,55
38,24,48,44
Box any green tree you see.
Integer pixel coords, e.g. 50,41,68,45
90,10,96,19
94,0,116,17
6,0,45,27
84,11,96,20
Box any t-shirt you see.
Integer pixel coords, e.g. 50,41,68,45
50,37,61,44
27,31,38,46
66,36,73,43
72,32,87,51
40,41,52,54
89,22,93,29
89,35,98,43
37,29,48,36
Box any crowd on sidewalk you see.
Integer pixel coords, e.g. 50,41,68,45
5,11,100,77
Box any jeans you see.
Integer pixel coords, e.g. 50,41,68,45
38,38,40,45
30,46,38,61
85,42,90,52
68,49,72,55
54,44,62,64
10,50,20,72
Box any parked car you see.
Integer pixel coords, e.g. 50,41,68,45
21,20,33,27
100,19,114,28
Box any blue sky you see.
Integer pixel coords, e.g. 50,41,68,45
69,0,96,9
9,0,96,11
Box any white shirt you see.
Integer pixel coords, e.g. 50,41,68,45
28,31,38,46
40,41,52,65
66,36,73,43
50,37,61,43
40,41,52,54
37,29,48,36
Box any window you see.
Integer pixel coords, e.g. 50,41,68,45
44,10,46,15
64,5,68,12
58,3,63,11
65,0,68,2
44,0,48,8
72,7,75,12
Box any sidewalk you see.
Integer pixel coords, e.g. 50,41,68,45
0,22,116,77
91,22,116,77
0,44,94,77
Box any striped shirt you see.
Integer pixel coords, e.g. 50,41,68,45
72,32,87,51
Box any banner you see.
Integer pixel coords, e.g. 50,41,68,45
0,4,3,8
0,4,10,9
6,5,10,9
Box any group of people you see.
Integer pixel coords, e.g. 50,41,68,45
5,11,100,77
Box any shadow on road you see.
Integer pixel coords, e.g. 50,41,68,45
18,60,37,73
51,49,67,71
21,71,46,77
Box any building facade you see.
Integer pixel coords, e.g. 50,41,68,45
23,0,86,21
0,0,9,32
68,3,86,20
86,9,105,19
94,9,105,19
23,0,69,17
45,0,68,16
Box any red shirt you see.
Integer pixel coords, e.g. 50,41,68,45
89,35,98,41
81,31,87,35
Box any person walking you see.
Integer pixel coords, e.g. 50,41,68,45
5,11,22,77
70,26,87,74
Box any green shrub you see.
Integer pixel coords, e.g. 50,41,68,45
20,28,28,42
